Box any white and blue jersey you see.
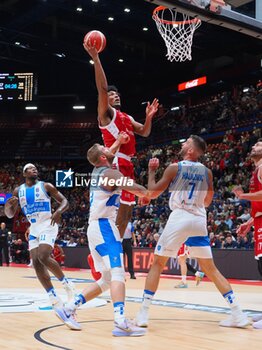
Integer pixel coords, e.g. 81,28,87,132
18,181,52,227
18,181,58,250
169,160,209,217
87,166,123,272
89,167,120,223
155,161,212,259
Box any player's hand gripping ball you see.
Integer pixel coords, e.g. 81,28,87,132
83,30,106,53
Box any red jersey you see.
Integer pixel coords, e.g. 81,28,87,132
249,165,262,217
99,108,136,157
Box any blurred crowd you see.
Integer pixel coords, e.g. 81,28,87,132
148,83,262,144
0,83,262,260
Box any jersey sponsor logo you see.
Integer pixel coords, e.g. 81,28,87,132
56,169,74,188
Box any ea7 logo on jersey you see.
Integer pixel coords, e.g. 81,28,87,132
56,169,74,187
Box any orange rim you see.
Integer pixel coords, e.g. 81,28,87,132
153,5,201,25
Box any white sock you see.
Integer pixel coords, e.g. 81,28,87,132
59,276,69,287
113,302,125,324
47,287,60,304
142,289,155,309
181,275,187,283
223,290,242,314
66,294,86,312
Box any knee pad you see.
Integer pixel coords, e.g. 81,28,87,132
257,258,262,277
96,271,111,292
111,267,125,283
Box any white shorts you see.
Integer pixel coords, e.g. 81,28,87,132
87,218,124,272
28,224,58,251
155,209,212,259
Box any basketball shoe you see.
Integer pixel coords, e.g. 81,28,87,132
253,319,262,329
136,307,149,327
252,313,262,322
174,281,188,288
112,319,146,337
219,312,250,328
87,254,102,280
55,306,82,330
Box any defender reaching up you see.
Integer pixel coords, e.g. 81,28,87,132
136,135,249,329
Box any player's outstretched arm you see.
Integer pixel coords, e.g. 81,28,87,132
109,131,130,155
83,43,113,126
131,98,159,137
44,183,69,225
232,185,262,202
204,169,214,207
237,217,254,237
148,158,177,199
4,187,19,218
101,169,150,199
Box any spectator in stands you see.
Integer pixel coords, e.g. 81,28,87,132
11,239,29,263
0,222,9,266
215,216,229,234
223,235,238,249
76,237,89,247
238,208,251,222
66,237,77,247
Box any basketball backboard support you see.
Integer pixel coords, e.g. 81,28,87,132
145,0,262,39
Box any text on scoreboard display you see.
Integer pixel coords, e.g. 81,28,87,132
0,73,34,101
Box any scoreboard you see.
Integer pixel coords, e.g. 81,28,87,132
0,72,35,101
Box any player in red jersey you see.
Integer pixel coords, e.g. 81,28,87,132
83,43,159,237
232,138,262,329
175,243,205,288
53,242,65,267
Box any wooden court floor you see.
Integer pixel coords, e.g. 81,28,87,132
0,266,262,350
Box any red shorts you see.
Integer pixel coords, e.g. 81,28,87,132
113,155,135,205
177,243,189,257
254,216,262,259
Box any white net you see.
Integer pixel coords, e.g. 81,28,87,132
153,7,201,62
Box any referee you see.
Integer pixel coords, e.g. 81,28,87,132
122,222,137,279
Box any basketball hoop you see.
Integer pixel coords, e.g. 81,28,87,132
152,6,201,62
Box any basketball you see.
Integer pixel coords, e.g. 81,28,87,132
83,30,106,53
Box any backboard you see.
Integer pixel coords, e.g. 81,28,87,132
145,0,262,39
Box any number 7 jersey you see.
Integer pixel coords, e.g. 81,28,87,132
168,160,209,217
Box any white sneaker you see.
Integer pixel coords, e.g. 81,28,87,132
252,313,262,322
174,281,188,289
219,313,250,328
55,306,82,331
253,319,262,329
136,307,149,327
112,319,146,337
64,281,76,302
